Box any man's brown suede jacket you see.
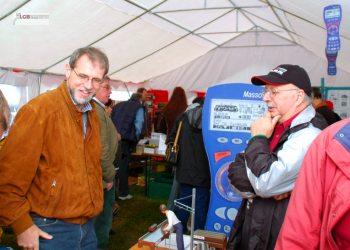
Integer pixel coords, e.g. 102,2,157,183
0,81,103,235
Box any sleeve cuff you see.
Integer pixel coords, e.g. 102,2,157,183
249,134,268,143
11,213,34,235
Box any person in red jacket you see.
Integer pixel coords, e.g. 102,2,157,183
276,118,350,250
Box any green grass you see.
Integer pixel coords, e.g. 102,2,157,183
0,185,167,250
110,185,167,249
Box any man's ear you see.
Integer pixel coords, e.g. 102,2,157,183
65,64,71,79
296,91,304,104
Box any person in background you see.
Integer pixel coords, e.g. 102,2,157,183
156,86,187,136
167,97,210,232
311,87,341,126
227,64,327,250
0,47,109,249
110,93,144,200
93,76,118,249
0,89,11,243
105,98,116,116
0,89,11,143
137,87,151,138
137,87,148,103
160,204,184,250
276,118,350,250
159,87,188,211
324,99,342,120
103,90,121,227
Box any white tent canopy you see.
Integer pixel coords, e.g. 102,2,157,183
0,0,349,96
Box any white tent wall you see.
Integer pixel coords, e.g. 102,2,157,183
0,68,147,112
0,68,40,112
145,43,350,92
0,0,349,102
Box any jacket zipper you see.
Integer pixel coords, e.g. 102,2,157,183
50,179,56,196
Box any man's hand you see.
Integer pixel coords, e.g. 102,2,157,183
162,224,169,233
17,224,53,250
251,112,281,138
105,181,114,191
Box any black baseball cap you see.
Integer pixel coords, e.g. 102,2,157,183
251,64,312,96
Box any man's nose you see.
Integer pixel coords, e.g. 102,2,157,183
263,92,271,102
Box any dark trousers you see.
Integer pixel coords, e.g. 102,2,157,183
167,167,179,211
118,140,133,196
176,184,210,233
174,222,184,250
94,184,115,249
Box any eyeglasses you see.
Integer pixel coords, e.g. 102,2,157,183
102,85,112,91
262,88,300,97
72,68,104,85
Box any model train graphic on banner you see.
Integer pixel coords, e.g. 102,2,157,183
202,83,266,236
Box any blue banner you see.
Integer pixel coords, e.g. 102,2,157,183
203,83,265,236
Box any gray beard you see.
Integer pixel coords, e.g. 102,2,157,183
69,88,93,105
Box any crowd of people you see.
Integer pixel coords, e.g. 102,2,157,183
0,46,348,250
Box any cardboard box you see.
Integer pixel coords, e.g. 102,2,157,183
150,132,167,152
144,147,156,154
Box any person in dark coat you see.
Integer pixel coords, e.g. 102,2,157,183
167,97,210,233
110,93,144,200
311,87,341,126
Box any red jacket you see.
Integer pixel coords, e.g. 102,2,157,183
276,118,350,250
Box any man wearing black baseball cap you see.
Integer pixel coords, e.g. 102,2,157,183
251,64,312,96
227,64,327,250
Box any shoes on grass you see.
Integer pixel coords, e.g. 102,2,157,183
118,194,133,200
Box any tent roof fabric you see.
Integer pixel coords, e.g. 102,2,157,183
0,0,349,91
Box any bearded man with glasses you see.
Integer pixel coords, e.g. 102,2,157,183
227,64,327,250
0,47,109,250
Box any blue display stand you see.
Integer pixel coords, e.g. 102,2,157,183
203,83,266,236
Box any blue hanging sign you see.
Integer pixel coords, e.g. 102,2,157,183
325,49,338,75
323,4,342,52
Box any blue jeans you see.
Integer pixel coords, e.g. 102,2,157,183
176,184,210,233
32,216,97,250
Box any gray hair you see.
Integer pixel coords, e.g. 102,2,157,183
69,47,109,76
303,93,312,105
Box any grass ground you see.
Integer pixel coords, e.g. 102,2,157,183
0,185,167,250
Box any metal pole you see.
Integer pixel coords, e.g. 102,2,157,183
190,188,196,250
321,77,326,101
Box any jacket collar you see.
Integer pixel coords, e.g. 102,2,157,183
290,105,315,128
93,97,106,109
328,121,350,179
